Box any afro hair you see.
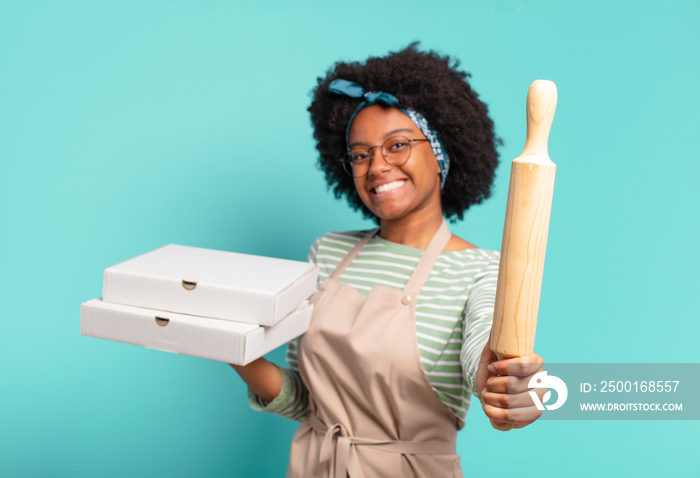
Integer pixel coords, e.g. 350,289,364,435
308,42,502,222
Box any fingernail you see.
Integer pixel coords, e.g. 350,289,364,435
487,364,495,373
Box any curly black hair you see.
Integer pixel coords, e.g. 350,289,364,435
308,42,501,222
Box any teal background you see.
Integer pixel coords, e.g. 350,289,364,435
1,1,698,476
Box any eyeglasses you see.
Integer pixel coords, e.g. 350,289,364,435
341,136,430,177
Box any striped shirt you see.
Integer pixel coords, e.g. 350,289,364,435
250,230,499,430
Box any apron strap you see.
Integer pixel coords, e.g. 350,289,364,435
308,414,455,478
401,219,451,302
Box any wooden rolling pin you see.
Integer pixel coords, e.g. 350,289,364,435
489,80,557,431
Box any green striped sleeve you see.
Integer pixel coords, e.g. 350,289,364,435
460,254,500,401
248,367,310,421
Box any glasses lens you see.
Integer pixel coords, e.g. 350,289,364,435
382,136,411,167
341,155,357,176
346,148,371,177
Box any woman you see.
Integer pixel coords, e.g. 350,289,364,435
232,43,544,477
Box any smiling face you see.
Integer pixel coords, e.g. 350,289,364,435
348,105,443,226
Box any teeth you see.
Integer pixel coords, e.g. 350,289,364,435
374,180,405,194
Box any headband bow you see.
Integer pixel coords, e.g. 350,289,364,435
329,79,400,107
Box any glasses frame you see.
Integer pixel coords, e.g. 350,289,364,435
341,136,430,178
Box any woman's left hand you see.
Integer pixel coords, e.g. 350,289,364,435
475,342,545,429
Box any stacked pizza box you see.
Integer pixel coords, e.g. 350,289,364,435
80,244,318,365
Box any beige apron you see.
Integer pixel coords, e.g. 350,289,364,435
289,220,463,478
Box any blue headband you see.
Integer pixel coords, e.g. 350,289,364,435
328,79,450,189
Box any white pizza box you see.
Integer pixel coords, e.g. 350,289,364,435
80,298,312,365
102,244,318,326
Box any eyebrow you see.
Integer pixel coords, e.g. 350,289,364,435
348,128,416,148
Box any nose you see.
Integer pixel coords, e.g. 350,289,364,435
366,146,391,176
